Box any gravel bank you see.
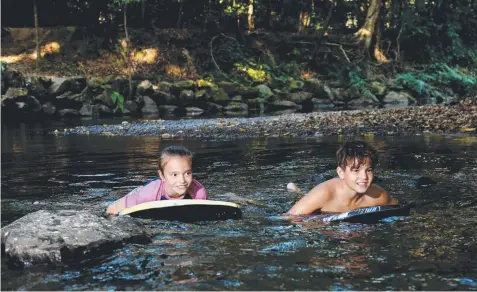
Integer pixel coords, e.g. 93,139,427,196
61,100,477,139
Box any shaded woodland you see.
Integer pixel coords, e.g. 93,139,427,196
1,0,477,102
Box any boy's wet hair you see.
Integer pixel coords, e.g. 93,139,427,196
159,146,193,172
336,141,378,169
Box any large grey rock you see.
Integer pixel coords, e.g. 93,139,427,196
136,80,153,95
42,102,56,115
311,98,334,108
158,105,178,113
25,96,42,112
69,77,87,93
257,84,273,101
202,102,223,113
48,77,71,96
97,104,114,116
289,91,313,104
265,100,301,111
79,104,97,116
58,109,80,117
1,210,150,268
123,100,139,114
94,89,116,108
185,107,204,116
210,87,229,105
142,96,159,114
225,102,248,112
151,90,174,105
383,91,415,106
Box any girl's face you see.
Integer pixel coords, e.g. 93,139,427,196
159,156,193,197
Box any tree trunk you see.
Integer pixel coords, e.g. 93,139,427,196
177,0,184,28
247,0,254,31
141,0,146,23
33,0,41,69
298,0,312,33
124,5,133,98
354,0,388,62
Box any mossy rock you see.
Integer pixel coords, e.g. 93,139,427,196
370,81,386,97
257,84,273,101
194,89,208,100
170,80,196,95
196,79,217,89
303,78,324,94
217,81,241,95
288,79,305,93
210,87,229,105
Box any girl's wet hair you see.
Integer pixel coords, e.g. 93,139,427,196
336,141,378,169
158,146,193,172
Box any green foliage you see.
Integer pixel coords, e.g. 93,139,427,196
0,61,7,73
234,63,270,83
329,65,368,92
100,84,125,111
111,90,125,111
395,63,477,97
395,73,430,96
401,4,477,66
112,0,142,6
222,1,247,15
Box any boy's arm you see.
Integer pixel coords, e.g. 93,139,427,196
374,185,399,205
287,184,331,215
387,193,399,205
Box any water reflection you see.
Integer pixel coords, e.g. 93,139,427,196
1,122,477,290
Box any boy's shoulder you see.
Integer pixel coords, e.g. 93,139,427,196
367,183,387,196
309,178,340,198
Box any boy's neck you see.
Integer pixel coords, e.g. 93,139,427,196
338,180,366,203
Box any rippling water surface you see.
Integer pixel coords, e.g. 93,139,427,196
2,120,477,290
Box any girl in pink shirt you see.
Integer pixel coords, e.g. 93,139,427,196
106,146,207,215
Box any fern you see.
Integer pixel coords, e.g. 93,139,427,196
396,63,477,97
111,91,125,111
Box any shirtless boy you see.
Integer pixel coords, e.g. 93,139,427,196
287,140,398,215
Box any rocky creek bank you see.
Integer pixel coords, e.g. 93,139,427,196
1,66,462,122
62,98,477,139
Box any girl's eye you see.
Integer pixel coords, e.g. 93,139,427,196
172,173,178,177
186,171,192,176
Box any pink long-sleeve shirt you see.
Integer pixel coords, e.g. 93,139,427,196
124,178,207,208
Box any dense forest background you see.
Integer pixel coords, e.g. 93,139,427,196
2,0,477,99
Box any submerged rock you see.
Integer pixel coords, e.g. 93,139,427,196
1,210,151,268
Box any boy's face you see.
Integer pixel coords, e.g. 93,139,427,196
159,156,193,196
337,158,374,194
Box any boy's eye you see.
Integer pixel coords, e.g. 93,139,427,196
367,169,373,172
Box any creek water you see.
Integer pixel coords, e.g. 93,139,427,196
1,119,477,290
